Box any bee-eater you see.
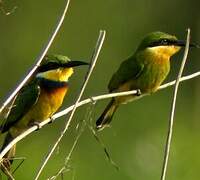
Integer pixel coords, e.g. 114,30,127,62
96,31,197,130
0,54,88,171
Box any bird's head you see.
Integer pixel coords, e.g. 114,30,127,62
137,31,198,57
36,54,89,82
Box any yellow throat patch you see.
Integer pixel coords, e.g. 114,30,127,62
148,45,181,57
36,67,74,82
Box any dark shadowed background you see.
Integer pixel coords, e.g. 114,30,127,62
0,0,200,179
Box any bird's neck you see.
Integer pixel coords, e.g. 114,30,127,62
146,45,181,59
36,67,74,82
37,77,68,90
137,46,180,65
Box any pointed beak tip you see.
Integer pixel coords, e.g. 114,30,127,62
77,61,90,66
175,40,200,48
82,62,90,65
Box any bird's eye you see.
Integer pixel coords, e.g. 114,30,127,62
160,39,169,45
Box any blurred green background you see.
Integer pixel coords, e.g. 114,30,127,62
0,0,200,179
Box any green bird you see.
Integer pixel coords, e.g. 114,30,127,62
96,31,197,130
0,54,88,173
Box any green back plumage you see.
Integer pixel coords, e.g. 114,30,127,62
108,56,144,92
1,80,40,133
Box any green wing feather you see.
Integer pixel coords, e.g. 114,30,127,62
108,55,144,92
1,80,40,133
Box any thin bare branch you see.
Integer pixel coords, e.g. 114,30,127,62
159,70,200,90
0,0,71,115
160,29,191,180
0,68,199,163
34,30,106,180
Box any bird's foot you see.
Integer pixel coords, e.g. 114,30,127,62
136,89,142,96
30,122,42,131
89,97,96,105
48,116,54,124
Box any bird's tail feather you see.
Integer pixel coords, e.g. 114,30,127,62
96,98,118,131
1,132,16,175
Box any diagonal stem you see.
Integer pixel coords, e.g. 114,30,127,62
34,30,106,180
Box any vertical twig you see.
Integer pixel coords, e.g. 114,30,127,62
160,29,191,180
0,0,71,115
34,30,106,180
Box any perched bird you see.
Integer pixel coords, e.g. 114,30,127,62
0,54,88,172
96,31,197,130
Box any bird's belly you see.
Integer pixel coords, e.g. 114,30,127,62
136,64,169,93
115,62,169,104
34,87,67,119
12,87,67,134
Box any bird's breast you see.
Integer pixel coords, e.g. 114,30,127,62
137,55,170,93
36,79,69,119
9,79,69,136
39,85,68,115
20,80,68,125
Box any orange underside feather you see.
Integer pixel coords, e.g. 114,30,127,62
10,86,68,136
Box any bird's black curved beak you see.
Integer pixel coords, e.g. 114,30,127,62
64,61,90,67
173,40,200,48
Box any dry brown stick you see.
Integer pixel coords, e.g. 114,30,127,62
1,163,15,180
34,30,106,180
0,0,71,115
160,29,191,180
0,68,199,163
